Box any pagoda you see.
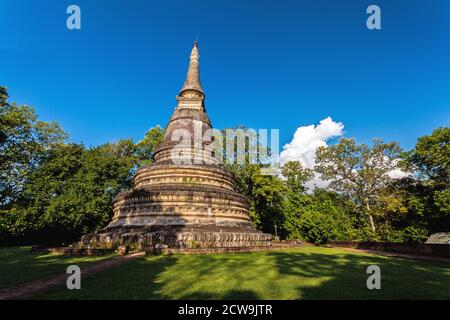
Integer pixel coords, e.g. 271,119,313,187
82,42,272,248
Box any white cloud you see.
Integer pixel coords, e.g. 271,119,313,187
280,118,410,191
280,117,344,168
280,117,344,191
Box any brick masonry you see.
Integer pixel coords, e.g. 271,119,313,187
327,240,450,259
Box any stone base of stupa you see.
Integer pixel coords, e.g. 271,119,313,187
81,166,273,249
81,225,272,249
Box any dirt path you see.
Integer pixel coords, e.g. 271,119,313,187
335,247,450,264
0,252,145,300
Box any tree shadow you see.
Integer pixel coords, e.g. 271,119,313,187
35,255,180,299
269,249,450,299
33,247,450,300
36,252,268,299
0,247,112,289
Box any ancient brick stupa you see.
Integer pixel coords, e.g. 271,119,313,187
82,42,272,249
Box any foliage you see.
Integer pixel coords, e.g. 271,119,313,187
315,138,402,235
0,86,67,206
279,161,350,244
1,85,448,245
388,128,450,240
8,142,136,244
405,127,450,186
405,127,450,220
283,189,356,244
281,161,313,194
228,164,285,233
135,125,165,167
0,87,164,245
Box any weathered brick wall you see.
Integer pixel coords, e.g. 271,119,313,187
327,241,450,258
31,246,115,256
149,241,306,255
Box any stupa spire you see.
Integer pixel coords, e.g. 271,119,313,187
179,40,204,95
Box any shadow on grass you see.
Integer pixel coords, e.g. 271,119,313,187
0,247,113,289
35,247,450,300
269,249,450,299
36,255,180,299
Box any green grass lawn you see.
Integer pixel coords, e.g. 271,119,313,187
34,246,450,299
0,247,115,289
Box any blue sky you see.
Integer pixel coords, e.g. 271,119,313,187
1,0,449,151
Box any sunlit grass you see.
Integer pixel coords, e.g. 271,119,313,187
0,246,115,289
36,246,450,299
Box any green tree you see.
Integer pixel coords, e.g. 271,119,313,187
396,127,450,237
11,144,85,240
383,177,430,243
315,138,402,235
281,161,313,194
405,127,450,186
220,126,282,234
11,141,137,244
405,127,450,220
283,190,355,244
280,160,354,243
0,86,67,206
135,125,165,166
229,164,285,234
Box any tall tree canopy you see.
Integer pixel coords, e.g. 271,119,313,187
281,161,313,194
315,138,402,234
406,127,450,186
0,86,67,206
0,87,165,244
10,142,137,244
395,127,450,237
229,164,285,234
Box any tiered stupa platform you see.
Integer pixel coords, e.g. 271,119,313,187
82,42,272,249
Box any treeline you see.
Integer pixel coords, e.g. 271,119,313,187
229,130,449,243
0,86,449,245
0,86,164,244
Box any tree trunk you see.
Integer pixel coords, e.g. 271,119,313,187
366,199,376,233
368,214,376,233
